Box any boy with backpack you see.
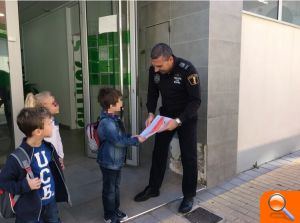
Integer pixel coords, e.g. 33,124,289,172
97,88,145,223
0,107,70,222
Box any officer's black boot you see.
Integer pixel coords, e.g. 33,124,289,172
134,186,160,202
178,197,194,213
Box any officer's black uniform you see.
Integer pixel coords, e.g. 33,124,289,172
146,56,201,198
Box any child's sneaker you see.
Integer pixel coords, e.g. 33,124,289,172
115,209,128,221
104,215,120,223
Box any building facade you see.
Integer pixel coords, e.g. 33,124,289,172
1,0,300,190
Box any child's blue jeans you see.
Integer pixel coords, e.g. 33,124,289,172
100,166,121,219
15,199,60,223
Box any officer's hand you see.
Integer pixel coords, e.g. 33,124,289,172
27,175,41,190
145,113,155,127
166,119,179,131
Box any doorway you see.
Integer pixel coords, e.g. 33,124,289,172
82,1,139,166
0,1,13,167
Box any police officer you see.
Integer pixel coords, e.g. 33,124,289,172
134,43,201,213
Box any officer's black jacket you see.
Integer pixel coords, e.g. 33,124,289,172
146,56,201,123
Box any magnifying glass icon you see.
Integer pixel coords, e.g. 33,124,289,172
268,193,295,221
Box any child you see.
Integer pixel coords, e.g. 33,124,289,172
0,107,70,223
97,88,145,223
25,92,65,169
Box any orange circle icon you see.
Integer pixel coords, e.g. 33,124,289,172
269,193,286,211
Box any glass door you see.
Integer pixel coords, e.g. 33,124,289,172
0,0,24,167
0,0,13,167
80,0,138,165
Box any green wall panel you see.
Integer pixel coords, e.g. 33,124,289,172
88,31,131,87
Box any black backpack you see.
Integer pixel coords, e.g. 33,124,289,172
0,147,34,219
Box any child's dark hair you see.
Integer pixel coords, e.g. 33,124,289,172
98,88,122,110
17,107,52,137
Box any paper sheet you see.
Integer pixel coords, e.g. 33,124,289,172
140,115,172,139
98,15,118,34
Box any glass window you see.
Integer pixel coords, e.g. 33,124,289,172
85,1,135,161
282,1,300,26
243,0,279,19
0,1,14,167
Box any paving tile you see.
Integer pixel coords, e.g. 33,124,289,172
251,166,272,174
150,206,176,221
207,186,227,196
196,191,215,202
132,214,158,223
218,180,237,191
160,215,190,223
273,159,292,165
228,177,246,187
260,163,278,171
267,160,285,167
243,169,263,178
237,173,256,181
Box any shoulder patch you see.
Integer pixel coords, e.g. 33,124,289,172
179,62,186,68
187,74,199,86
179,62,190,70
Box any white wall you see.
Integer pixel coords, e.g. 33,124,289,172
237,13,300,172
22,8,71,126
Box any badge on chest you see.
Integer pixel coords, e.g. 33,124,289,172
154,74,160,84
173,74,182,85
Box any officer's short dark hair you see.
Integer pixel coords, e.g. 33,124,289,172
151,43,173,60
17,107,52,137
98,88,122,110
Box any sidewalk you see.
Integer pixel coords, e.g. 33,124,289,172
128,150,300,223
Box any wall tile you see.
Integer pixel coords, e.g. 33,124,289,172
171,1,209,18
209,12,242,42
207,92,239,118
208,66,240,93
172,39,209,68
144,2,171,27
209,40,241,67
170,9,209,44
207,114,238,145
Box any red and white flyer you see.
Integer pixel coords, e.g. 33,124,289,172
140,115,172,139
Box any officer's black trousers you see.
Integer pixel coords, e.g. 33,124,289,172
149,117,198,198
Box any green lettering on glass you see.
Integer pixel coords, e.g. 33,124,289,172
77,120,84,127
77,98,83,103
74,36,84,128
75,69,82,81
76,83,83,88
74,40,81,51
76,89,83,94
77,107,84,113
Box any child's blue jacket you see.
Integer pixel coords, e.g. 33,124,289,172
97,111,139,170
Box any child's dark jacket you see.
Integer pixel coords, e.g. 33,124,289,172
0,139,71,221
